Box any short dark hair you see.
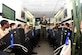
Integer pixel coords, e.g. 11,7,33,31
61,23,64,26
17,24,21,27
65,23,69,27
24,24,27,27
0,20,8,27
10,23,16,27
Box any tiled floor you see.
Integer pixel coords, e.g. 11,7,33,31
33,41,53,55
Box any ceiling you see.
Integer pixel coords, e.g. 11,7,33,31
21,0,66,18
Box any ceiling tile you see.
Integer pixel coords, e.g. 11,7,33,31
21,0,66,18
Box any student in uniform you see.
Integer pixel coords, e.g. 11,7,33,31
0,20,10,55
25,25,38,55
40,16,47,40
17,24,23,28
24,24,30,34
10,23,17,30
29,25,36,47
0,20,10,39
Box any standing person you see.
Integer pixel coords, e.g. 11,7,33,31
40,16,47,40
69,22,73,31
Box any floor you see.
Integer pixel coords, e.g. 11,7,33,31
10,40,54,55
33,41,53,55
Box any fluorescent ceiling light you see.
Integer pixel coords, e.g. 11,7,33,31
54,9,62,18
80,0,82,3
25,11,34,19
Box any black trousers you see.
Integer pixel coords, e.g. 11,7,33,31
40,27,46,40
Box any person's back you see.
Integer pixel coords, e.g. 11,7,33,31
17,24,23,28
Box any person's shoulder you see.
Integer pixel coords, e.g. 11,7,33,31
0,27,2,30
0,28,3,31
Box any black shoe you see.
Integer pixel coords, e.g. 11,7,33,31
31,52,37,54
37,45,40,47
36,45,40,47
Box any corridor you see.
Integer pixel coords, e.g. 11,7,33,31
34,41,53,55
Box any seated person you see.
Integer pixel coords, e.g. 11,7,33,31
10,23,37,55
10,23,17,30
17,24,23,28
0,20,9,39
0,20,10,55
24,24,30,34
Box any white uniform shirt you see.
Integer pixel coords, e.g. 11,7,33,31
0,28,9,39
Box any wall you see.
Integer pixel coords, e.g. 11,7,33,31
54,0,73,23
61,0,73,23
0,0,26,26
49,18,56,29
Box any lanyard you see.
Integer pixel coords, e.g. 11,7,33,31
10,34,14,48
65,32,71,45
32,30,34,37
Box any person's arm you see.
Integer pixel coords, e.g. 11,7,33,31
46,20,47,24
40,20,42,24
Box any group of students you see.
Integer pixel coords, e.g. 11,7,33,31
47,22,73,50
0,19,73,55
0,20,40,55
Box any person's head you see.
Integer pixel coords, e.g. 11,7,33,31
29,25,33,30
59,23,64,27
33,27,36,29
69,22,73,28
24,24,29,29
53,26,58,31
17,24,23,28
42,16,46,20
61,23,64,26
10,23,16,29
64,23,69,28
0,20,10,29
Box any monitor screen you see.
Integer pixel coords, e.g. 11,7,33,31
10,28,25,44
35,18,41,22
0,33,11,50
0,28,25,50
2,4,15,21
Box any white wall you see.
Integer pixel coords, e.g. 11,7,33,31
62,0,73,23
49,18,56,29
64,0,72,18
0,0,26,26
46,18,56,29
55,0,73,23
67,1,72,19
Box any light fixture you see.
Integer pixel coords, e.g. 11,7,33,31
24,8,34,18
